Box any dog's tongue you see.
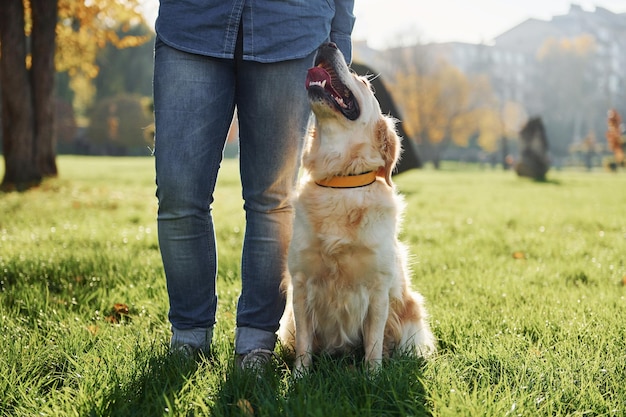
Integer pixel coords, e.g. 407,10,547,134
306,66,333,92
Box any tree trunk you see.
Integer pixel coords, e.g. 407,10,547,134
431,138,451,170
432,151,441,170
416,134,434,166
31,0,59,178
501,136,510,170
0,0,41,190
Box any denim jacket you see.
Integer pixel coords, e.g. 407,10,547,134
155,0,355,64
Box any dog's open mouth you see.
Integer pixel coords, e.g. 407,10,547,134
306,60,360,121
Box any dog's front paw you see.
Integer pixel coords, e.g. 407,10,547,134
293,352,313,375
365,357,384,374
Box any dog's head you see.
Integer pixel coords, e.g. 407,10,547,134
305,43,401,186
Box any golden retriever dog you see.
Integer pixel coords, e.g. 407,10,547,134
279,43,435,373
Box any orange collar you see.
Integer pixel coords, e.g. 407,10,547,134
315,171,377,188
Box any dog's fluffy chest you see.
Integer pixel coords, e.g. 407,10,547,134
295,181,399,237
290,181,401,275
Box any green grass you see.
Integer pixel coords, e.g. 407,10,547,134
1,156,625,416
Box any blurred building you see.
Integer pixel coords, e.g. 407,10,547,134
356,5,625,102
494,5,626,110
353,4,626,161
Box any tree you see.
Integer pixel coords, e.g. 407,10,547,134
87,94,152,155
477,100,527,169
55,98,77,152
1,0,56,190
392,56,497,168
94,25,155,101
528,35,599,160
55,0,149,116
0,0,147,191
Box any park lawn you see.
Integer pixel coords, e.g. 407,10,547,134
1,156,625,416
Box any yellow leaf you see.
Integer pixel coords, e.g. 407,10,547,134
236,399,254,416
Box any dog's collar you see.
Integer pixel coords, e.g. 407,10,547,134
315,171,378,188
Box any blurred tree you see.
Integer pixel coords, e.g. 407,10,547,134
392,59,497,168
55,98,77,146
528,35,598,161
57,0,150,114
479,100,527,169
476,107,501,154
87,94,152,154
94,25,155,101
0,0,148,191
605,108,625,169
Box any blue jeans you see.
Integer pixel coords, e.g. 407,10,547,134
153,37,313,354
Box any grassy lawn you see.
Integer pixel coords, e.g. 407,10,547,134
1,156,625,416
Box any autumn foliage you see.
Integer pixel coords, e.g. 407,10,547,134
391,59,500,167
56,0,149,111
606,109,625,165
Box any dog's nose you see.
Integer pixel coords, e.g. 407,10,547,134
326,42,337,49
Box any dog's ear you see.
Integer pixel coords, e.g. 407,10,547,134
376,117,401,186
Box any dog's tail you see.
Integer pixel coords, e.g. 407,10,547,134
386,290,436,358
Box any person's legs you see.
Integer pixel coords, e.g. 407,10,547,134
153,38,236,352
234,52,314,355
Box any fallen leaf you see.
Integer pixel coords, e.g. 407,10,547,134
236,399,254,417
512,251,525,260
105,303,131,324
113,303,129,315
104,315,118,324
